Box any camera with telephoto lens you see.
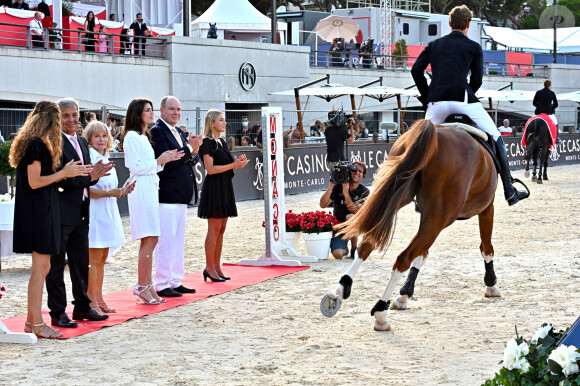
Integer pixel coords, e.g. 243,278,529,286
331,162,358,185
328,109,355,127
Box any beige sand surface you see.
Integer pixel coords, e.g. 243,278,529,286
0,164,579,385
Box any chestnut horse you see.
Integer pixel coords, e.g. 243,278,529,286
324,119,502,331
523,117,552,184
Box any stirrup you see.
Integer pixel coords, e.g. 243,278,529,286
511,178,530,199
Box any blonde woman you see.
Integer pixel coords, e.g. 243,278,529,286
197,109,249,282
119,98,183,304
9,100,91,339
85,121,135,314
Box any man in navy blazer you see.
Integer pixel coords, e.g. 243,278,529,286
533,78,558,128
411,5,528,206
46,98,113,329
151,96,202,297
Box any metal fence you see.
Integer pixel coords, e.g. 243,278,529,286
0,22,167,58
1,106,578,146
309,49,550,78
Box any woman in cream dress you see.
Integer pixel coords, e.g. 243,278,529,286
85,121,135,315
120,98,182,305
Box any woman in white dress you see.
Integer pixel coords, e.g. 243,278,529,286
85,121,136,315
120,98,183,305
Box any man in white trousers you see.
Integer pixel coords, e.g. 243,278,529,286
151,96,202,297
411,5,528,206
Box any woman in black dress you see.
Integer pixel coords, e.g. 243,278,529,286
83,11,96,52
198,109,248,282
9,101,91,339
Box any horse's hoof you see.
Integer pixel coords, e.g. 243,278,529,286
543,177,548,181
391,295,408,310
537,179,543,184
374,320,391,331
524,170,530,178
485,285,501,297
532,176,537,182
320,294,341,317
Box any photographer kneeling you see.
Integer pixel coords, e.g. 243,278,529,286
320,161,369,259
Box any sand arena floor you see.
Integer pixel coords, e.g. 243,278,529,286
0,164,579,385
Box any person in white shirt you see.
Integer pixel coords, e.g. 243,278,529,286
29,12,44,48
498,119,513,135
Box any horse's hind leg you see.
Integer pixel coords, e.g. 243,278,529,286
391,253,428,310
478,204,500,297
543,150,549,181
537,146,545,184
372,218,445,331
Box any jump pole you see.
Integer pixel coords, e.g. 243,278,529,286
0,321,37,344
240,107,317,266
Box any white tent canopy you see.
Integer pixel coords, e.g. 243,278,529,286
191,0,286,42
485,26,580,53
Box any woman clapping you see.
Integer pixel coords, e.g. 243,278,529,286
85,121,135,315
10,101,91,338
198,109,249,282
120,98,183,305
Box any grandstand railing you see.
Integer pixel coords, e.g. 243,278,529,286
309,49,550,77
0,22,167,58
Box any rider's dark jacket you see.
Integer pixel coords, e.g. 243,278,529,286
533,87,558,115
411,31,483,106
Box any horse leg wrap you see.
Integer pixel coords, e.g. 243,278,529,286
399,267,419,297
370,299,390,316
339,275,353,300
484,260,497,287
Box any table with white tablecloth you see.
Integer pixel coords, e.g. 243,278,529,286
0,201,15,269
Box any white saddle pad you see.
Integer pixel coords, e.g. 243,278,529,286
440,122,488,141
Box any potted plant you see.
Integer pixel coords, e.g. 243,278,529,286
284,210,303,250
483,323,580,385
300,211,339,260
0,141,16,199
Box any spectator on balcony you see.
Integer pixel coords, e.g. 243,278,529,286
130,13,149,56
84,11,97,52
109,14,116,22
29,12,44,48
37,0,50,17
96,25,108,54
13,0,29,10
328,38,343,67
120,28,132,54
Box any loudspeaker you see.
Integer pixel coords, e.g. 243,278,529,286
558,316,580,347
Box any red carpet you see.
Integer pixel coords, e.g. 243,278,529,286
1,264,308,339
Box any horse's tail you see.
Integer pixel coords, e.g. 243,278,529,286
337,119,438,253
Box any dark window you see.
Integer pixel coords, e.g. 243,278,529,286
403,23,409,35
428,24,437,36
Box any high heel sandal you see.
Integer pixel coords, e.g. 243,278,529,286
203,269,225,282
25,321,62,339
97,302,116,314
147,285,166,303
133,285,161,305
90,303,108,317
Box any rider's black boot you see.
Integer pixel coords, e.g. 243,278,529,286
496,136,529,206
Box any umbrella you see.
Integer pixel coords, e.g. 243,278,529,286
315,15,360,42
361,86,421,102
476,89,535,102
557,91,580,103
270,83,368,102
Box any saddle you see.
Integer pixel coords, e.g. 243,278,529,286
441,114,501,173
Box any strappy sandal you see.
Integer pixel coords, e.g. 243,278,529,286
97,302,116,314
133,285,161,305
90,303,108,317
25,322,62,339
147,285,166,303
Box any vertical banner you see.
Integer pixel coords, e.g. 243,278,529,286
240,107,316,266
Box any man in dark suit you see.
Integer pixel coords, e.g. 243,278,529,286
13,0,29,9
151,96,202,297
411,5,528,206
46,98,113,328
533,78,558,128
130,13,149,56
